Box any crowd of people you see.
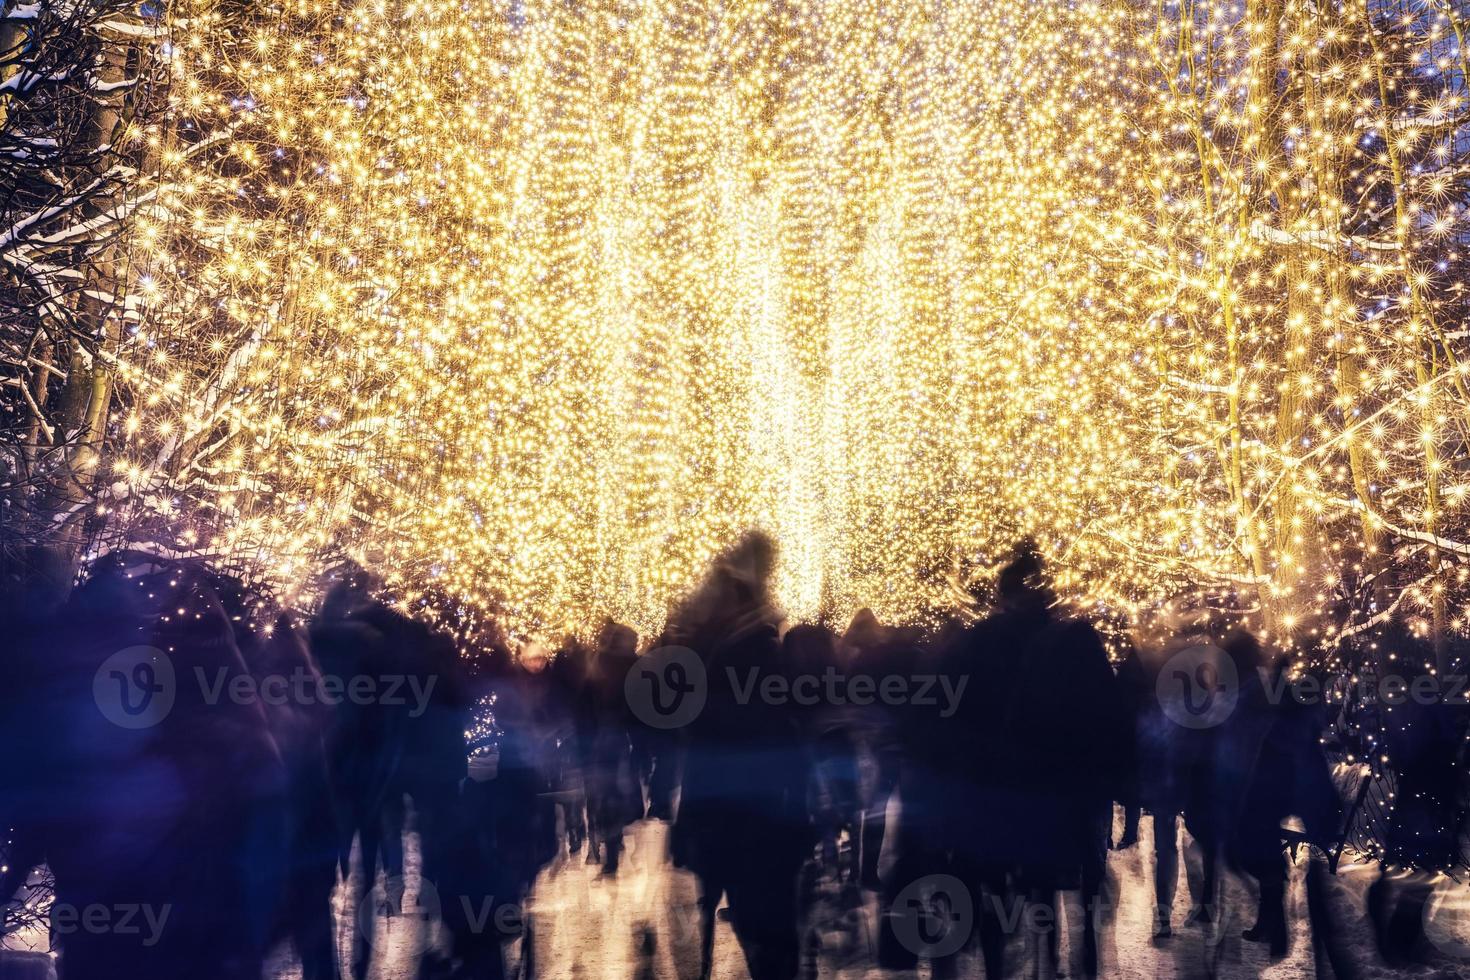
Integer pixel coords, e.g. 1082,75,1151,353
0,533,1466,979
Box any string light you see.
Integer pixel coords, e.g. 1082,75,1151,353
85,0,1466,644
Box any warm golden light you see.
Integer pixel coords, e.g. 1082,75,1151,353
50,0,1465,644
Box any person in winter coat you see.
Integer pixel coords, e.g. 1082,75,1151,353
671,532,811,980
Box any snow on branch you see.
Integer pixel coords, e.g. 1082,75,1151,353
1328,496,1470,558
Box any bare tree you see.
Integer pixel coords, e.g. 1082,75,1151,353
1,0,166,598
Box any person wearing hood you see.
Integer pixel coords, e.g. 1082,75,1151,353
671,532,811,980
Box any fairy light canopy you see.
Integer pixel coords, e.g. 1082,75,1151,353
67,0,1468,644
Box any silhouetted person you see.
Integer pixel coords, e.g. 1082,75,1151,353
1112,639,1146,853
439,641,515,980
640,622,685,822
551,635,593,855
672,532,811,980
784,623,859,884
1365,628,1468,966
584,621,642,874
1003,542,1126,979
1178,627,1271,956
1124,627,1206,940
214,574,338,980
840,608,903,891
1214,631,1292,959
487,642,563,977
913,540,1065,978
22,556,289,979
1210,628,1337,963
398,613,472,978
310,570,421,980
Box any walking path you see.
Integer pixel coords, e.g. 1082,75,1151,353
259,810,1470,979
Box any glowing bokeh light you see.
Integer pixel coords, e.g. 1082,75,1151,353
87,0,1467,643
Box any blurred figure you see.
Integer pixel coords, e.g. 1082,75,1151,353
1112,638,1145,855
584,622,643,874
549,635,592,857
214,574,338,980
839,608,903,892
436,636,562,980
1002,542,1128,979
1179,628,1271,948
399,614,472,978
671,532,811,980
1366,628,1468,967
782,622,864,980
1122,620,1210,941
310,571,411,980
438,640,516,980
911,540,1069,978
1206,630,1286,957
1242,648,1341,963
640,619,685,823
10,555,288,979
784,623,859,885
311,572,468,979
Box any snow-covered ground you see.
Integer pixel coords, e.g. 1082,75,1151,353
257,808,1469,980
7,805,1468,978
